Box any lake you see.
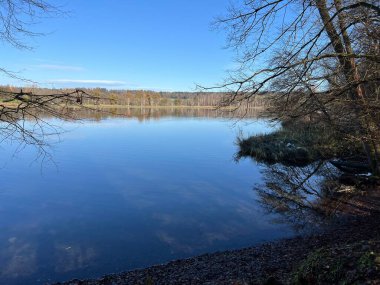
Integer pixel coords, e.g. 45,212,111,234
0,109,292,284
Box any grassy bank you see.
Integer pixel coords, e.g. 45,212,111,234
236,120,364,167
237,122,338,166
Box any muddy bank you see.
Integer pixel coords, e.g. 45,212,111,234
55,214,379,285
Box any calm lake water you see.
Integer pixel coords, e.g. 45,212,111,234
0,111,292,284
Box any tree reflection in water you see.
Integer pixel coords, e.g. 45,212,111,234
244,159,378,230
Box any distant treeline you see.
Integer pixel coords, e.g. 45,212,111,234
0,86,271,108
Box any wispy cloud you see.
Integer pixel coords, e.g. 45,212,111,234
47,79,127,87
35,64,85,71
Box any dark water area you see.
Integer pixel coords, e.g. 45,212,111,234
0,110,292,284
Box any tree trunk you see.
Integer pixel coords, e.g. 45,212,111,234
316,0,380,175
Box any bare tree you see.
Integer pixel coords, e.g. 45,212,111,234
0,0,67,49
212,0,380,175
0,1,95,151
1,88,93,148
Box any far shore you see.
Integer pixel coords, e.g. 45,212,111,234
0,101,266,111
68,104,265,110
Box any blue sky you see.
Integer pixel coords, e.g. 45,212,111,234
0,0,235,91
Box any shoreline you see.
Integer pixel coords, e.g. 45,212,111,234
55,214,379,285
65,104,266,111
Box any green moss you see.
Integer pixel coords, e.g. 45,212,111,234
357,251,375,271
293,249,345,284
292,241,378,285
144,275,154,285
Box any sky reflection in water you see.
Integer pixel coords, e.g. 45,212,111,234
0,115,292,284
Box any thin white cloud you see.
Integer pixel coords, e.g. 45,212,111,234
47,79,127,86
35,64,85,71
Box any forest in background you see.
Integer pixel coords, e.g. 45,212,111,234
0,85,271,108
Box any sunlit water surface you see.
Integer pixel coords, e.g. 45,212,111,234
0,114,293,284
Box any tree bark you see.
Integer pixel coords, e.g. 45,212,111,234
316,0,380,175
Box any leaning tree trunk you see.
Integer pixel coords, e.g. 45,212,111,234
316,0,380,175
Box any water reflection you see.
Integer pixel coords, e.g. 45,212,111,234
252,162,334,229
72,106,263,121
30,106,264,122
0,110,290,284
54,244,96,273
240,158,378,230
1,238,37,278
